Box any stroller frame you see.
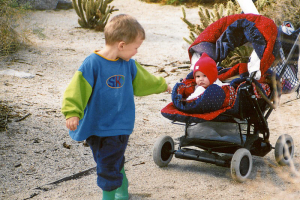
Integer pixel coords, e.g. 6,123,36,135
175,79,272,161
153,33,299,182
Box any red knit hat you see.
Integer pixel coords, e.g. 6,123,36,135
193,52,218,84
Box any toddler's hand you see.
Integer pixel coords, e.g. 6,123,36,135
66,117,79,131
166,85,172,93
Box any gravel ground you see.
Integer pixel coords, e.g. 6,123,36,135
1,0,300,199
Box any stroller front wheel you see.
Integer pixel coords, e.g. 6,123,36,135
275,134,294,166
153,135,174,167
230,148,253,182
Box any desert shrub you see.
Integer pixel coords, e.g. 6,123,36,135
72,0,118,31
0,0,18,56
0,0,29,56
259,0,300,29
139,0,228,6
181,0,299,68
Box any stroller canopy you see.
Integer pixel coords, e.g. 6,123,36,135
188,13,281,76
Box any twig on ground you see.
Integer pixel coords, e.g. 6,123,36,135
282,97,300,105
14,113,31,122
140,63,159,67
178,65,190,69
165,60,190,66
132,162,145,166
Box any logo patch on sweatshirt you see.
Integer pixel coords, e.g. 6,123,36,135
106,75,125,88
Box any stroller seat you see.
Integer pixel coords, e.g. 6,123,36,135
161,77,271,124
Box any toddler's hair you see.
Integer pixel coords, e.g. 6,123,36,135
104,14,145,45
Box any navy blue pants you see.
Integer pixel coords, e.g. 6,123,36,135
86,135,129,191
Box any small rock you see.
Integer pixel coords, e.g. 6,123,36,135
82,141,89,147
157,67,165,72
63,142,71,149
170,68,177,72
17,0,59,10
15,163,22,168
0,69,35,79
56,0,73,10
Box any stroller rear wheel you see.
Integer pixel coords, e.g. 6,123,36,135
275,134,294,166
230,148,253,182
153,135,174,167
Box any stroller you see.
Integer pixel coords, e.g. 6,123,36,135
153,14,300,182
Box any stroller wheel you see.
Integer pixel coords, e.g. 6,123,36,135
275,134,294,166
230,148,253,183
153,135,174,167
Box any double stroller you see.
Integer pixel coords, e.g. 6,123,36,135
153,14,300,182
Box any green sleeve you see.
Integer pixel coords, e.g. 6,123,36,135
61,71,93,119
133,61,167,96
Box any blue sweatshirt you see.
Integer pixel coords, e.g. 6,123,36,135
61,52,167,141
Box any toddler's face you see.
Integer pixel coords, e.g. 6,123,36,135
118,36,144,61
194,71,210,88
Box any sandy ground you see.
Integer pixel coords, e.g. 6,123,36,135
1,0,300,199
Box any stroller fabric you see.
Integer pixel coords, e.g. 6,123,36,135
163,66,271,123
162,81,270,123
171,69,237,113
188,14,281,82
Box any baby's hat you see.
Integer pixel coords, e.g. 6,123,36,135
193,52,218,84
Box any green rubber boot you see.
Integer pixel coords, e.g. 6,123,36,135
102,189,117,200
115,167,129,200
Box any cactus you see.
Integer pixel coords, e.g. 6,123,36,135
255,0,274,13
72,0,118,31
181,1,241,45
220,45,253,68
181,1,253,68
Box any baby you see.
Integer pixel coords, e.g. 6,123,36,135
186,53,218,100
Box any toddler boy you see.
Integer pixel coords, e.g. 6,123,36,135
61,14,171,200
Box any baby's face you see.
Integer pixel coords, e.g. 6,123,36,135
194,71,210,88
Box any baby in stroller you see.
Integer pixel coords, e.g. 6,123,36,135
175,52,232,115
186,53,219,101
154,13,300,182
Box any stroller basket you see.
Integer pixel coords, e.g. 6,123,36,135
270,32,300,94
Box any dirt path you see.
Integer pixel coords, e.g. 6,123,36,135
1,0,300,199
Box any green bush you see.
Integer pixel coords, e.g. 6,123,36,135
0,0,29,56
72,0,118,31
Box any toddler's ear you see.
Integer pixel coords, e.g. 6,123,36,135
118,41,126,50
